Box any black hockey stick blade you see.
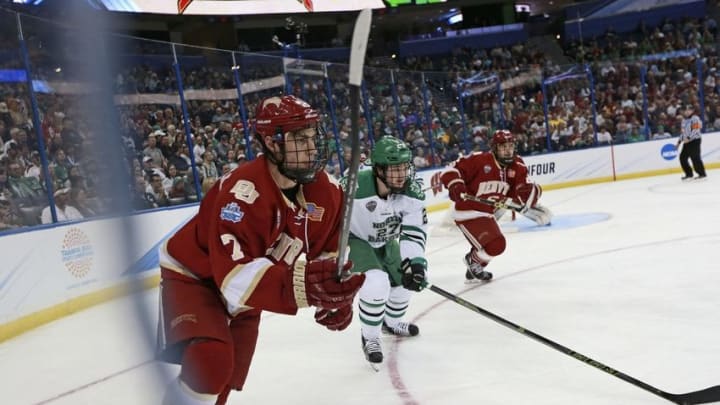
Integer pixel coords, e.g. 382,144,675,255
662,385,720,404
336,8,371,280
425,282,720,404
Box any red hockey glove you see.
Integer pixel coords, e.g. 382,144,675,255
430,172,443,196
314,305,353,331
291,258,365,310
447,181,467,203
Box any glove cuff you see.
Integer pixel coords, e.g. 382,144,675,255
410,257,427,269
447,178,465,190
440,169,462,187
291,261,310,308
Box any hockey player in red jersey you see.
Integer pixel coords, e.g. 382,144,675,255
439,129,552,282
157,95,365,405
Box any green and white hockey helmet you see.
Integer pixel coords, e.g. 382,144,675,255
371,136,415,193
371,136,412,166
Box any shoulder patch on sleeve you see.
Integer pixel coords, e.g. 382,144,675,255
220,202,245,223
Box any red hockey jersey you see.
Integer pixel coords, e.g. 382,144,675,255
441,151,531,220
160,155,343,316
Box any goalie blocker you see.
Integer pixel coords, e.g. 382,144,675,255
437,129,553,281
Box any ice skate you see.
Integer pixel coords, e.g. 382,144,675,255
464,253,493,284
361,336,383,371
681,175,694,182
382,321,419,337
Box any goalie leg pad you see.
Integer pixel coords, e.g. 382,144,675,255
523,205,553,226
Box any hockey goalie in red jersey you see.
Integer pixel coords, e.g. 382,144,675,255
439,129,552,282
157,95,364,405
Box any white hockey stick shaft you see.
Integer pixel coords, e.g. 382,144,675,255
336,9,371,280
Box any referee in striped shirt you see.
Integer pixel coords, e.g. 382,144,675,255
676,104,707,181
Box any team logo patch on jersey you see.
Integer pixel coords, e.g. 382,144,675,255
366,200,377,212
484,165,492,174
220,202,245,223
306,203,325,221
508,169,516,178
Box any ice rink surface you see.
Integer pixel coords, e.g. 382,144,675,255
1,171,719,405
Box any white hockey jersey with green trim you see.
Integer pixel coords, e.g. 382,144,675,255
341,170,427,260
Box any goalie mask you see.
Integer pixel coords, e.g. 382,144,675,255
371,136,415,193
490,130,516,167
254,95,329,184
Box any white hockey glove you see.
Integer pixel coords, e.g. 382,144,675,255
522,204,553,226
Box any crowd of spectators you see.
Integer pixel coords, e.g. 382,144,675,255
1,6,719,233
553,16,720,151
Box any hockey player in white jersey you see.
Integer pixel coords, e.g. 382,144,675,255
341,136,428,368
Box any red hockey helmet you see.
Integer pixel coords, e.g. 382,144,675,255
254,95,328,184
254,95,320,139
490,129,516,167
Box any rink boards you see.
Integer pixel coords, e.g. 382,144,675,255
1,132,720,342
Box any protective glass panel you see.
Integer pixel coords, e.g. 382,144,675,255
0,9,39,230
543,65,595,151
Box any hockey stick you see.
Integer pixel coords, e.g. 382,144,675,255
460,192,524,212
427,170,523,213
425,282,720,404
336,9,371,280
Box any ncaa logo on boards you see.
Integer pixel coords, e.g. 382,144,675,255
61,228,94,278
661,143,678,160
